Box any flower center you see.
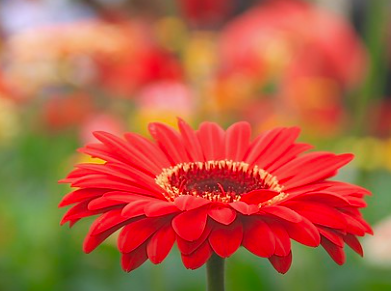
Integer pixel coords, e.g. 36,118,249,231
155,160,285,203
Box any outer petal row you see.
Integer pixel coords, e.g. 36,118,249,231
61,195,368,274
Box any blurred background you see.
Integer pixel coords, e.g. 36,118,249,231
0,0,390,290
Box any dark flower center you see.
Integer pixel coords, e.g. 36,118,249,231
156,160,284,203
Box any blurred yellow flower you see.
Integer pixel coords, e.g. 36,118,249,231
183,31,218,82
0,97,19,145
337,137,391,171
155,17,189,53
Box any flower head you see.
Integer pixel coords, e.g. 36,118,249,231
59,119,372,273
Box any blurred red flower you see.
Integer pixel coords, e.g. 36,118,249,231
219,0,367,88
218,0,366,135
42,93,93,131
0,72,20,102
97,47,183,97
176,0,233,27
60,119,371,273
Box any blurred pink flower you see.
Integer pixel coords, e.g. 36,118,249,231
132,81,195,130
137,81,194,112
364,216,391,267
80,113,125,144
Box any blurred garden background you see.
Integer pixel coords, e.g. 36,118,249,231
0,0,390,290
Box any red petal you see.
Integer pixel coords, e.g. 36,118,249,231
196,122,225,161
181,241,212,269
124,132,171,169
118,218,166,253
323,181,371,196
177,223,212,255
268,221,291,256
209,220,243,258
261,206,302,223
344,234,363,256
84,228,119,254
144,201,180,217
208,204,236,225
63,166,93,181
70,175,155,194
340,213,366,236
59,188,107,207
101,163,163,194
244,128,284,165
282,217,320,247
93,131,161,174
60,199,113,226
78,144,123,165
290,191,351,208
318,227,344,248
321,237,346,265
76,163,154,184
178,118,205,162
277,153,354,189
174,196,211,211
148,123,190,164
121,244,148,272
354,215,373,234
286,202,347,229
121,200,152,218
224,121,251,161
254,127,301,169
229,201,259,215
266,143,312,173
172,207,208,241
88,197,124,210
345,197,367,208
83,210,134,253
269,252,292,274
147,225,176,264
240,190,281,205
90,209,130,236
104,188,162,200
286,181,333,196
242,217,275,257
103,191,159,203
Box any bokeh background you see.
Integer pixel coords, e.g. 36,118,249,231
0,0,390,290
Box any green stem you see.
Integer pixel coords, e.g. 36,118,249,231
206,254,225,291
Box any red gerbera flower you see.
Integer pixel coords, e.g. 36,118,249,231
59,119,372,274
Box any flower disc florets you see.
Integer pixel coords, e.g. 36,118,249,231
156,160,285,203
